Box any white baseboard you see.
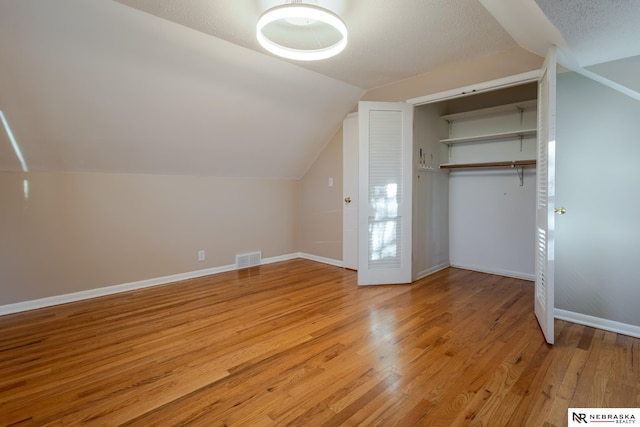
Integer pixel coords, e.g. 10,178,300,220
415,263,450,280
298,252,343,268
0,254,542,318
555,309,640,339
260,253,299,265
0,252,303,316
449,263,535,281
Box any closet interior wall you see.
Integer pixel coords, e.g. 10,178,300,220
412,103,449,279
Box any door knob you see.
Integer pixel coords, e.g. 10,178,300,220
344,197,351,204
554,207,567,215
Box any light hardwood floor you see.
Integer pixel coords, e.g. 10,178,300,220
1,259,638,426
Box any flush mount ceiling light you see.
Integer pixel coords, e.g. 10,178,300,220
256,3,348,61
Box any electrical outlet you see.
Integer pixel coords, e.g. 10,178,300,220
198,250,205,261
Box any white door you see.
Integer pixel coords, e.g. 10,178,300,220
358,101,413,285
535,47,557,344
342,113,358,270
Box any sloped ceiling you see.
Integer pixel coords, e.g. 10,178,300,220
1,0,638,178
0,0,364,178
0,0,520,179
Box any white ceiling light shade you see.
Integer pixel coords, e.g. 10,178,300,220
256,3,348,61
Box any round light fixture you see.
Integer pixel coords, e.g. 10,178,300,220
256,3,348,61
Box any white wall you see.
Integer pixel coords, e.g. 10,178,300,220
449,168,535,279
0,171,299,308
443,85,538,280
413,104,450,279
555,72,640,328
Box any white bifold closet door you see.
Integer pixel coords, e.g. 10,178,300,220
535,47,557,345
357,101,413,285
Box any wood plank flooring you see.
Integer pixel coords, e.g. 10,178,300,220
1,259,638,426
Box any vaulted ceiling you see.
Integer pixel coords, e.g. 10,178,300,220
1,0,638,179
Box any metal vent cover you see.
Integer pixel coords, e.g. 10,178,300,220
236,251,261,269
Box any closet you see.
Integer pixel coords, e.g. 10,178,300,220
345,82,539,283
413,83,538,280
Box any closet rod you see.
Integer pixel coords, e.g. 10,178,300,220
440,160,536,170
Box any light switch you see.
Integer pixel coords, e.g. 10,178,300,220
328,177,334,187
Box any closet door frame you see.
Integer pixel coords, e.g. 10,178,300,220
407,71,540,106
348,71,540,281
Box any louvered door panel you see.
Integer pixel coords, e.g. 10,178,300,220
358,102,413,285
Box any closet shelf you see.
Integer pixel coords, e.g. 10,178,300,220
441,100,537,121
440,129,536,145
440,160,536,170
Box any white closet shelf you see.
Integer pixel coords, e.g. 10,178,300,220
440,129,536,145
441,99,537,121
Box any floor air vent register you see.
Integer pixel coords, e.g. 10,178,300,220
236,251,261,269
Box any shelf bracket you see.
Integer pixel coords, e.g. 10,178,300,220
520,135,524,152
447,120,453,160
518,107,524,126
516,166,524,187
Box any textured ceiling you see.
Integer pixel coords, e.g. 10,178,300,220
113,0,519,90
534,0,640,67
481,0,640,99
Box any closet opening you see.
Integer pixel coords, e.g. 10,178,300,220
412,82,538,281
